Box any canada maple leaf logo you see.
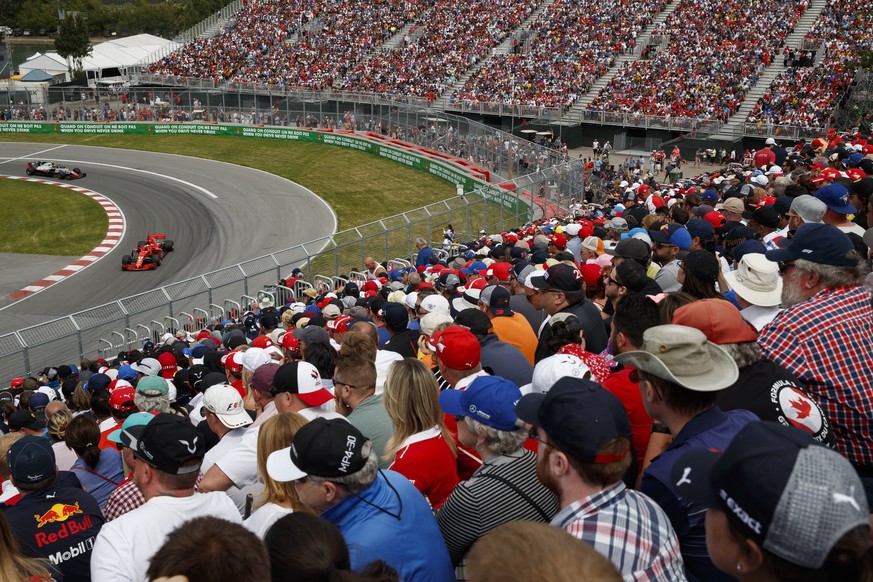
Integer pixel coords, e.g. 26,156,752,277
789,397,812,420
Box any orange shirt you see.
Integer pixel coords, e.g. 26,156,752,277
490,313,538,365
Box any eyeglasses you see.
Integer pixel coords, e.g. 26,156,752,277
528,426,549,447
606,277,623,287
334,379,357,390
778,261,796,275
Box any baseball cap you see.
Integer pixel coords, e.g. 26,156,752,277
379,302,408,331
453,308,492,336
479,284,513,316
242,347,273,373
703,211,726,230
326,315,353,333
812,167,841,183
85,373,111,391
717,198,746,215
272,361,334,407
202,383,253,429
131,357,161,377
614,324,739,392
672,299,758,344
137,375,169,396
581,236,604,256
681,250,719,280
684,218,715,241
765,137,776,145
746,206,779,229
548,234,567,249
28,392,50,412
116,364,137,381
483,262,512,282
267,418,368,482
419,294,451,315
251,335,274,349
605,237,650,260
249,362,280,393
439,376,521,431
292,326,331,346
516,377,631,464
529,353,591,395
765,223,856,267
132,413,204,474
564,223,582,237
814,183,855,215
724,253,782,307
109,386,138,413
8,435,55,484
606,217,629,232
435,272,462,293
221,350,244,374
107,412,156,448
530,264,584,293
672,421,868,569
157,352,178,379
9,410,47,432
428,326,481,370
322,304,342,320
648,224,692,250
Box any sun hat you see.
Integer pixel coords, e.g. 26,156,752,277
613,324,738,391
724,253,782,307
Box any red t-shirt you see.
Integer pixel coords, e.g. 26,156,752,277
601,367,653,472
98,421,122,451
753,148,775,168
389,428,459,509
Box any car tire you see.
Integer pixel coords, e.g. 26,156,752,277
153,254,161,266
72,168,81,175
163,240,174,252
25,167,34,175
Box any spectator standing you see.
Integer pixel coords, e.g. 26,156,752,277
516,377,687,581
415,237,435,267
615,325,756,581
91,414,242,581
760,223,873,502
437,376,559,576
266,418,454,581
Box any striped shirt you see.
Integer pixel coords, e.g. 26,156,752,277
552,482,687,582
436,450,559,578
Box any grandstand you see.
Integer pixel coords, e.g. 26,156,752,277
126,0,869,140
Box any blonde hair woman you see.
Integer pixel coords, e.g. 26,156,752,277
243,412,310,538
382,359,458,509
0,512,52,581
46,407,78,471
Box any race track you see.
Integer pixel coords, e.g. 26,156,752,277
0,142,337,335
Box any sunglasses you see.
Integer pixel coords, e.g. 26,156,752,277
778,261,796,275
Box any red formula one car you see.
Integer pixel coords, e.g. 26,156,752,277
122,234,174,271
25,161,86,179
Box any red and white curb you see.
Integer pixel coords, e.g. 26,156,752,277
2,175,125,300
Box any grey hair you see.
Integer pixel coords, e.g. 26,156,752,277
721,342,761,369
134,392,171,413
415,237,428,246
464,417,527,456
308,442,378,494
795,256,867,288
770,176,793,197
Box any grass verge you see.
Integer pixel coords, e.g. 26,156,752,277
0,179,107,255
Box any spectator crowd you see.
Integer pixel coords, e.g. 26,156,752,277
2,126,873,581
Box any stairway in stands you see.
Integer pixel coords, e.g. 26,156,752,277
556,0,681,125
429,0,560,111
708,0,827,140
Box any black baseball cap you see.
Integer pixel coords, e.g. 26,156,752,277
531,264,583,293
516,377,632,464
605,237,650,261
266,418,369,482
9,410,46,431
479,284,513,316
131,413,204,475
8,435,55,484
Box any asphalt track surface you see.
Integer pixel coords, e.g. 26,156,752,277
0,142,337,335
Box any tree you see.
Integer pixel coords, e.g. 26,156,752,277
54,13,92,79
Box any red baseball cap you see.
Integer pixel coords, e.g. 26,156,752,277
109,386,138,413
703,211,726,229
251,335,274,349
221,351,244,375
812,167,841,183
428,326,481,370
483,262,512,282
326,315,353,333
548,234,567,249
157,352,178,380
280,331,300,351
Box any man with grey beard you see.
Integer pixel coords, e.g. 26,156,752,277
759,223,873,504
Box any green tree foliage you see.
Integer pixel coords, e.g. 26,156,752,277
15,0,60,33
54,13,92,76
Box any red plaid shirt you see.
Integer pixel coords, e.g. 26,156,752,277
102,474,145,522
759,285,873,467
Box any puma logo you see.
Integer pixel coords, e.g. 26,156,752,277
676,467,692,487
832,486,861,512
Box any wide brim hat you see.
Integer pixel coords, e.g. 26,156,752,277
723,254,783,307
614,324,738,391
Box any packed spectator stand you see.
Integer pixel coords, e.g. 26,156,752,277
2,126,873,580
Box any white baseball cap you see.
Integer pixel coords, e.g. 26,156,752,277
131,357,161,377
202,383,252,429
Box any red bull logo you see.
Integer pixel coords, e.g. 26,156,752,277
34,502,82,528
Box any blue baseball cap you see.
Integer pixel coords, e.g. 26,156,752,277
439,376,521,431
842,153,864,167
814,184,855,214
701,189,718,203
85,373,111,391
765,223,856,267
108,411,157,447
685,218,715,241
117,364,137,381
8,435,55,484
648,224,692,250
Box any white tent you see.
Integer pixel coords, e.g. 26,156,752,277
17,34,180,82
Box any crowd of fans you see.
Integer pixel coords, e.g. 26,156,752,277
450,0,667,109
2,126,873,581
746,0,872,127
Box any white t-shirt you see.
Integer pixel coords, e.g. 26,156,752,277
375,349,404,395
52,440,78,472
201,427,261,515
215,401,278,488
838,222,866,237
243,502,293,539
91,492,241,582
